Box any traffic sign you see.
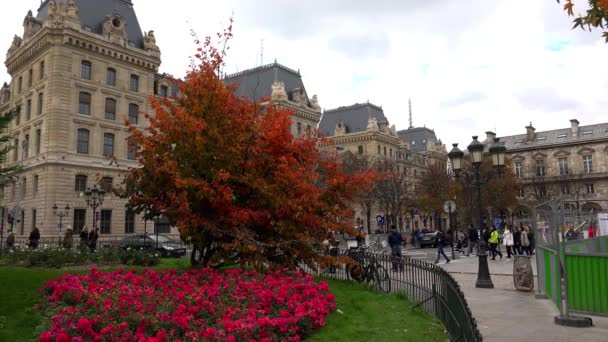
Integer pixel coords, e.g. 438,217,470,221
443,201,456,214
376,215,385,226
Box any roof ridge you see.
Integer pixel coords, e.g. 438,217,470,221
224,62,301,79
499,121,608,139
324,102,384,114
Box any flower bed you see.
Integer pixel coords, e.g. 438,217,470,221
37,268,335,341
0,248,159,268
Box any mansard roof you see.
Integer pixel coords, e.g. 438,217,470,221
224,62,310,105
37,0,145,49
498,122,608,151
398,127,439,153
318,102,388,137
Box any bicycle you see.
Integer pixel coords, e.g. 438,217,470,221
345,247,391,293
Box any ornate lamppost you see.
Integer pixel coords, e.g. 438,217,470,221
80,185,106,232
52,204,71,232
448,136,507,289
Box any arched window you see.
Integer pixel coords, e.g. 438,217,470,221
296,122,302,136
75,174,87,192
79,92,91,115
103,133,115,157
81,60,92,80
76,128,89,154
105,98,116,120
128,103,139,124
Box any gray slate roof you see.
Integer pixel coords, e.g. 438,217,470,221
37,0,145,49
224,62,310,105
397,127,439,152
318,103,388,137
498,122,608,151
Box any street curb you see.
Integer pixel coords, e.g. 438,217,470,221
447,271,538,277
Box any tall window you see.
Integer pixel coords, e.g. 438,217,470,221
26,99,32,120
37,93,43,115
13,138,18,162
296,122,302,136
75,174,87,192
73,209,86,233
103,133,114,157
154,216,171,234
106,68,116,86
558,158,568,175
18,76,22,94
535,159,546,177
130,74,139,92
583,155,593,173
515,161,523,178
79,92,91,115
518,188,525,198
28,69,33,87
23,134,29,159
127,139,137,160
104,98,116,120
76,128,89,154
39,61,44,80
125,210,135,234
586,183,595,194
15,107,21,125
100,210,112,234
35,129,41,154
561,184,570,195
383,146,387,156
33,175,39,194
21,178,27,198
101,177,113,192
160,85,168,97
389,148,393,157
539,185,547,198
377,145,381,154
32,209,37,231
81,60,92,80
357,145,363,155
128,103,139,124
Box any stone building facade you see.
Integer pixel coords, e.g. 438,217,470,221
318,102,448,232
494,119,608,222
0,0,172,237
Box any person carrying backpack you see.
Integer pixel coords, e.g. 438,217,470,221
434,230,451,264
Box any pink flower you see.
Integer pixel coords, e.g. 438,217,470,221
39,332,52,342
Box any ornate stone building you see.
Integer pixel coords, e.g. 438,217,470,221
224,62,321,137
318,102,448,232
0,0,173,237
494,119,608,223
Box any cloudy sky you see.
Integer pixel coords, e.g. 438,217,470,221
2,0,607,148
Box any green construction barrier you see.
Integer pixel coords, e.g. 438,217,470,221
566,254,608,315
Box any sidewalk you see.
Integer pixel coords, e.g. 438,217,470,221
438,255,608,341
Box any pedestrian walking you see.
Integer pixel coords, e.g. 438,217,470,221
328,233,339,273
28,227,40,249
4,230,15,250
412,228,419,248
88,228,99,252
466,224,479,256
503,226,514,260
388,225,404,271
521,228,530,255
513,226,522,255
79,226,89,252
62,229,74,250
434,230,451,264
489,227,503,260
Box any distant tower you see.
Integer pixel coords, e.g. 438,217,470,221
408,98,413,129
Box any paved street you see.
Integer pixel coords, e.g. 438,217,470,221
433,253,608,341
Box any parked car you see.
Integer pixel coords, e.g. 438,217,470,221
419,231,438,248
119,234,186,258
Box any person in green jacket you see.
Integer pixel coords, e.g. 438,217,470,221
489,227,502,260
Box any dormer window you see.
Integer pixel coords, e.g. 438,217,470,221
112,17,121,28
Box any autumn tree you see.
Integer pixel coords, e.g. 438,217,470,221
558,0,608,42
373,159,412,231
340,155,383,234
416,163,455,231
123,22,373,268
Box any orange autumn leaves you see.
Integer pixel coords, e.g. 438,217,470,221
124,22,374,268
559,0,608,42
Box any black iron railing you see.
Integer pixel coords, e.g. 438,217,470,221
4,236,190,254
304,248,483,342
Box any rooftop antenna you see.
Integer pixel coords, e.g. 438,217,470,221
408,98,413,129
260,39,264,65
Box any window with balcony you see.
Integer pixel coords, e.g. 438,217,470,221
583,155,593,173
536,159,546,177
558,158,568,175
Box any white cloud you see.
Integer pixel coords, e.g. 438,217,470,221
1,0,607,148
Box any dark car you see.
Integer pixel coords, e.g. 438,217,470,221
119,234,186,258
419,231,438,248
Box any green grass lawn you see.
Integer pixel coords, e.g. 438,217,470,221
0,260,446,342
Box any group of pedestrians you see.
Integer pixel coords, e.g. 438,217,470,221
464,223,535,261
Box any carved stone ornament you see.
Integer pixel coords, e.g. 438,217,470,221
390,124,397,136
271,81,288,102
103,15,128,39
144,30,160,51
311,94,321,111
367,116,379,132
291,87,307,106
48,0,58,18
334,121,347,136
66,0,79,19
8,35,23,55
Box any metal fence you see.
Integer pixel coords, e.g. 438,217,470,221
4,236,190,253
302,249,482,342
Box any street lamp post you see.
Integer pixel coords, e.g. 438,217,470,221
52,204,71,232
448,136,507,289
80,185,106,232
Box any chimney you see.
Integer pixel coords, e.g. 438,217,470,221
570,119,579,136
485,131,496,143
526,122,535,141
